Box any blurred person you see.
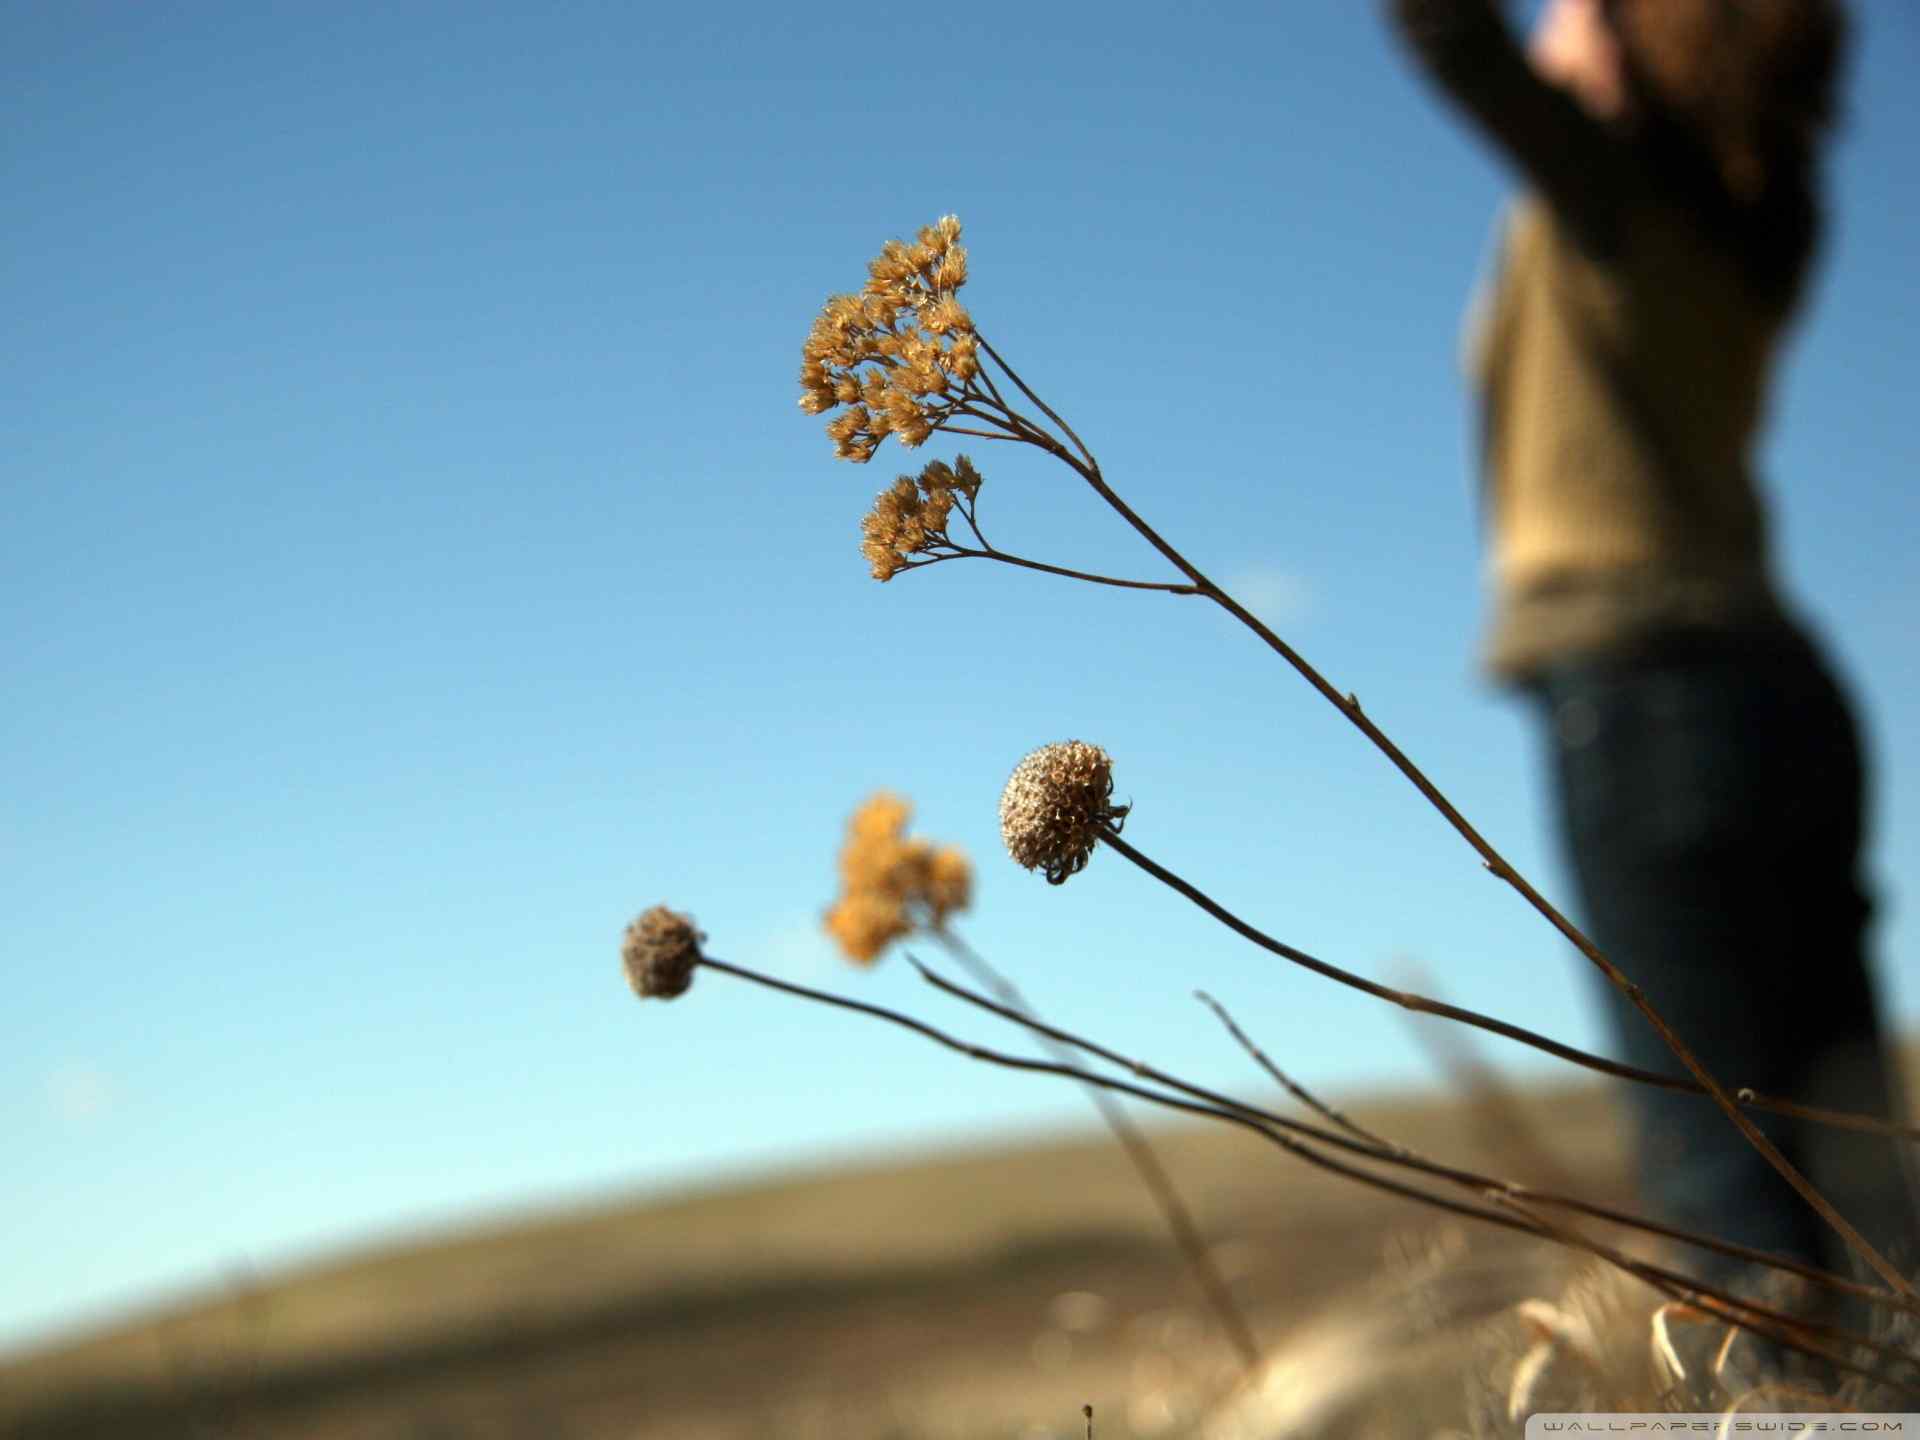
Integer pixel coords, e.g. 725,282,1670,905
1386,0,1915,1291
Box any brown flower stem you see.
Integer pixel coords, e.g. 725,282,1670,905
1096,821,1920,1153
1103,827,1754,1100
931,424,1025,443
951,501,988,551
1093,821,1911,1296
952,491,992,550
942,336,1917,1291
952,399,1055,451
973,333,1099,471
1194,990,1412,1158
914,958,1912,1321
889,554,969,576
957,370,1206,593
892,548,1196,596
691,954,1914,1383
1727,1090,1920,1138
930,930,1263,1373
945,547,1201,594
1393,958,1598,1203
971,357,1013,415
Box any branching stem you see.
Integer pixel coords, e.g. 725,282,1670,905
944,547,1199,594
1098,824,1918,1139
913,959,1915,1322
930,929,1262,1372
948,340,1914,1295
690,953,1919,1388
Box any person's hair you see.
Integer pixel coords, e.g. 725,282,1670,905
1600,0,1848,303
1610,0,1850,201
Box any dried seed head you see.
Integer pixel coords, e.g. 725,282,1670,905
621,905,704,1000
856,454,982,580
799,215,976,462
822,890,911,966
823,792,973,964
998,741,1129,885
924,846,973,917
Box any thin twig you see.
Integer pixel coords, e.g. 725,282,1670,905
951,399,1055,450
939,341,1915,1292
905,962,1920,1381
953,490,990,550
891,542,1196,594
912,960,1913,1320
1194,569,1915,1288
974,333,1099,471
1393,956,1590,1201
930,424,1025,443
942,547,1200,594
1102,824,1920,1147
969,363,1011,416
690,953,1916,1385
1195,989,1409,1157
930,931,1262,1373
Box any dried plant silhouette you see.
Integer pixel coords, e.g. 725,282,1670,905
819,791,1263,1376
626,214,1920,1425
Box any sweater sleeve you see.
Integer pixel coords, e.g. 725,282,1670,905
1388,0,1636,258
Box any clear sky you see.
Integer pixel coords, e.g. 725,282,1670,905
5,2,1917,1356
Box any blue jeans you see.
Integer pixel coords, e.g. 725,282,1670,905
1531,620,1915,1284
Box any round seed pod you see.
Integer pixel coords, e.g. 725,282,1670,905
999,740,1129,885
621,905,704,1000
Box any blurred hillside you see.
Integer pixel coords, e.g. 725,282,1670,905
0,1077,1651,1440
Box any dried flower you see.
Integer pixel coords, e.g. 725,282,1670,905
823,890,912,967
925,846,972,917
621,905,704,1000
999,741,1130,885
800,216,977,462
859,454,984,580
823,792,973,964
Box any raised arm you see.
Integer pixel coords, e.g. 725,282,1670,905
1388,0,1639,257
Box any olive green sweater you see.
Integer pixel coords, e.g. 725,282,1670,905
1392,0,1804,678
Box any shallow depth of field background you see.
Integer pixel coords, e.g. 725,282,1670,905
5,2,1918,1432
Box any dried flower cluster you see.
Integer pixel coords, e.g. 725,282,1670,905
860,454,984,580
999,741,1129,885
823,792,972,964
799,215,979,462
621,904,704,1000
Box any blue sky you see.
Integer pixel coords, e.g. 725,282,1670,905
5,2,1917,1355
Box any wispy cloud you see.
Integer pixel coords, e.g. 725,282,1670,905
46,1063,114,1125
1222,565,1315,630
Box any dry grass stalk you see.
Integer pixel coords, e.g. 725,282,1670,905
795,214,1919,1294
816,793,1266,1375
630,937,1917,1392
616,211,1920,1429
